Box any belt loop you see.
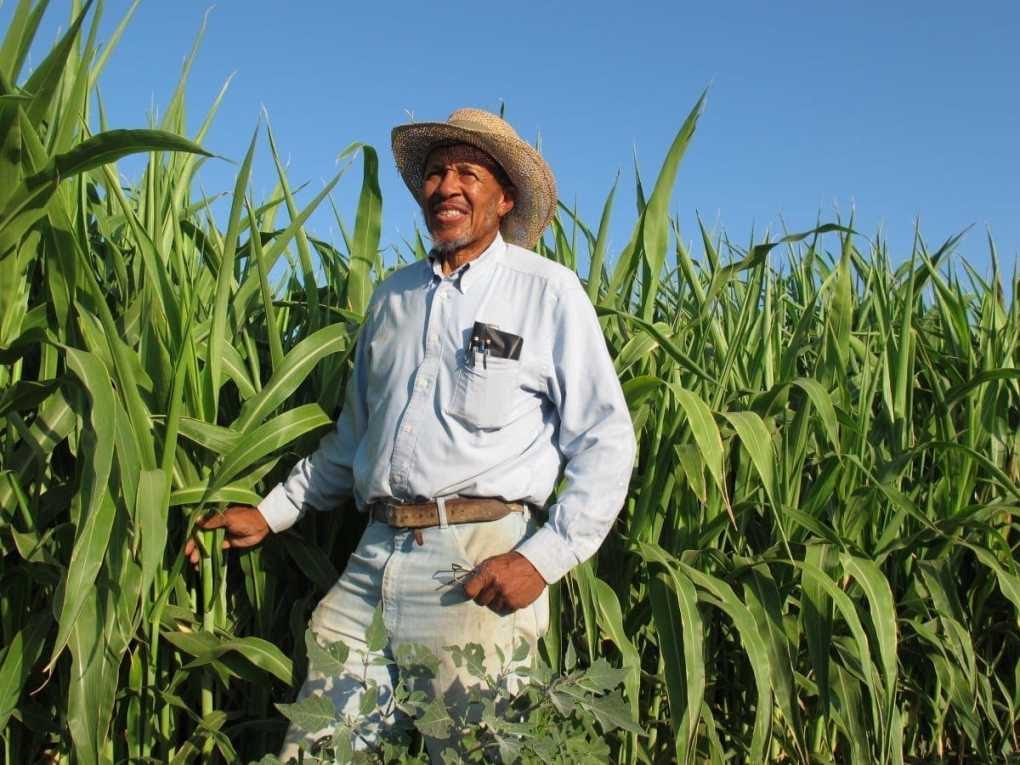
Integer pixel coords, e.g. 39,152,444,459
436,495,449,528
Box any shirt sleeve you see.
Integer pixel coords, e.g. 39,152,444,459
514,280,636,583
258,311,374,533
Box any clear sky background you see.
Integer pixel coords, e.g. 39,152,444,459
6,1,1019,280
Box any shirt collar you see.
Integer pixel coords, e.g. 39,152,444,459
427,231,505,293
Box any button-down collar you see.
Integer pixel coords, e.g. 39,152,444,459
426,231,505,293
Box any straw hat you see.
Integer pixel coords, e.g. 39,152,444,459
391,108,557,249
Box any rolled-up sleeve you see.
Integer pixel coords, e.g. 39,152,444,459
258,313,373,533
514,281,636,583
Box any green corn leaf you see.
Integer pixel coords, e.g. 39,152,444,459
177,417,241,455
66,579,122,765
23,129,210,190
230,167,347,329
340,142,382,316
0,377,62,418
801,544,835,723
208,127,258,415
702,225,851,314
21,0,92,127
791,377,841,453
599,305,713,383
46,347,117,670
961,541,1020,614
0,612,50,730
0,388,75,514
0,102,23,212
789,559,885,743
136,468,170,601
638,544,704,763
165,632,294,685
169,484,263,507
232,322,350,433
670,385,727,509
266,119,320,324
586,172,618,301
721,410,777,508
677,559,774,763
944,367,1020,407
0,0,48,85
639,89,706,321
208,403,330,496
591,577,641,722
245,195,285,372
841,555,898,704
742,561,804,758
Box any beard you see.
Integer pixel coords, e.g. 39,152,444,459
429,233,474,254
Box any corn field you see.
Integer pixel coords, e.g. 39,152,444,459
1,3,1018,763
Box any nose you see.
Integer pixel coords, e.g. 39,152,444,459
435,167,461,197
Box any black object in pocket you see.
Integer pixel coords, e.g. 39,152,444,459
468,322,523,364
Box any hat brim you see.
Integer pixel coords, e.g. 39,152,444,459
391,121,556,249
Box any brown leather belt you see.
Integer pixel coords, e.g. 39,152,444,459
367,497,526,529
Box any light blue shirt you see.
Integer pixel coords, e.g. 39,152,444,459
258,233,636,583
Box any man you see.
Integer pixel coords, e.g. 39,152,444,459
186,108,636,759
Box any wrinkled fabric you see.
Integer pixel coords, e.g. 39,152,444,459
259,232,636,583
278,513,548,761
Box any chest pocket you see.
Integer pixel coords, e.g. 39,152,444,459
448,356,521,430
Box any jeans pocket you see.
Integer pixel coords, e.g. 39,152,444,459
447,512,529,568
447,356,520,430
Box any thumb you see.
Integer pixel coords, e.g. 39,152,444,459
463,565,492,598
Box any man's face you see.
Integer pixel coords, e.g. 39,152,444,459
422,144,515,254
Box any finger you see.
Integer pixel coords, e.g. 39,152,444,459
473,580,501,608
196,513,228,530
483,593,502,612
231,536,258,550
462,569,491,599
184,539,195,557
487,593,514,615
221,539,231,550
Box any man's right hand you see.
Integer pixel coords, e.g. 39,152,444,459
184,505,271,567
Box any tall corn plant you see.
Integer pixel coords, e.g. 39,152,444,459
0,2,381,761
549,98,1019,761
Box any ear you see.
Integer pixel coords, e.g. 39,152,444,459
498,186,516,219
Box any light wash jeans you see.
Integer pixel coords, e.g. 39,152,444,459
279,509,550,762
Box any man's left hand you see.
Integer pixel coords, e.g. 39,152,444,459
462,551,547,614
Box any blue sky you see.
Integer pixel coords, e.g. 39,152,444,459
8,1,1019,279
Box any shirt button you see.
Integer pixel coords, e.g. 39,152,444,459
430,333,440,344
403,424,413,433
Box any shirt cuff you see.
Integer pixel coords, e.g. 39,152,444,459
514,525,578,584
258,483,304,534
